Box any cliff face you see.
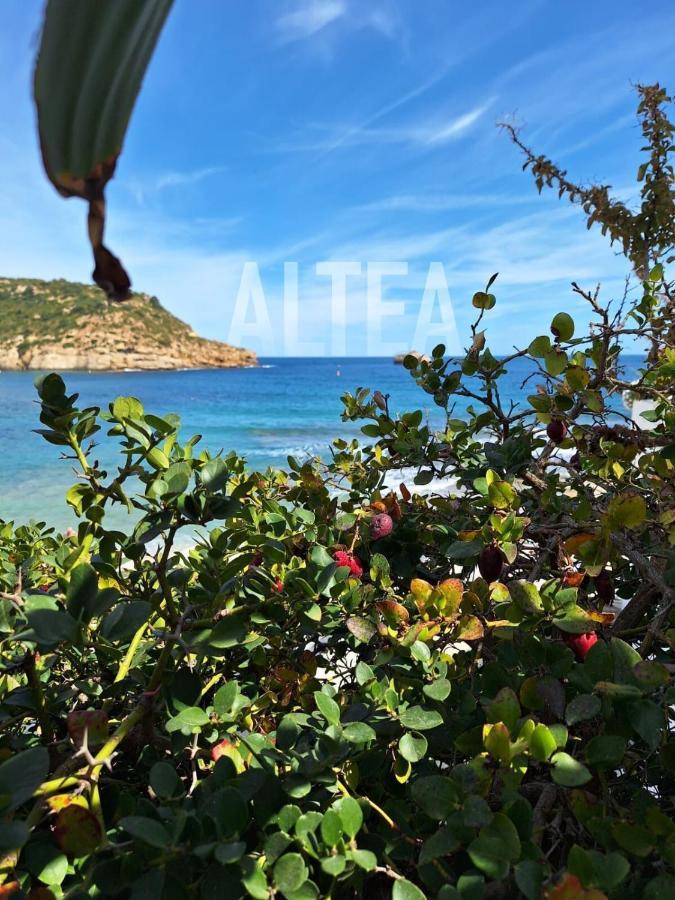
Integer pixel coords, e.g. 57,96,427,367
0,277,257,371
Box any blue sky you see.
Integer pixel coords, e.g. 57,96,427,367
1,0,675,355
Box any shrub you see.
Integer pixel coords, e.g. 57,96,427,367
0,85,672,899
0,264,672,899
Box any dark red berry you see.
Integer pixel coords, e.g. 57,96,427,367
594,570,615,604
478,545,504,582
546,419,567,444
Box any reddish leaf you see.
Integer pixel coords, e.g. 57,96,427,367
53,804,103,857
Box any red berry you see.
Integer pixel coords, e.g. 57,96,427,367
273,578,284,593
478,545,504,582
333,550,364,579
563,631,598,661
546,418,567,443
371,513,393,541
546,419,567,444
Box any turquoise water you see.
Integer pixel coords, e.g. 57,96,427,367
0,357,642,529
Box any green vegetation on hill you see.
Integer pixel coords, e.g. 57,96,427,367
1,277,186,348
0,277,256,370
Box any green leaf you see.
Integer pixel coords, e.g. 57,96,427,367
606,493,647,529
65,563,99,621
214,788,249,836
528,335,551,358
611,822,654,857
346,616,376,643
566,693,601,726
550,752,592,786
462,796,492,828
529,724,557,762
273,853,308,895
207,614,247,649
201,458,229,492
411,775,457,820
241,856,269,899
276,716,300,751
551,312,575,341
514,860,544,900
553,605,596,633
545,348,568,376
101,601,151,643
423,678,451,701
568,846,630,892
644,875,675,899
24,841,68,886
487,479,516,510
549,724,568,749
335,796,363,839
633,660,670,688
350,849,377,871
343,722,376,744
321,856,346,877
567,844,595,887
320,810,342,847
486,687,520,733
24,606,78,646
468,813,521,880
411,640,431,664
610,637,642,684
399,706,443,731
0,821,29,853
627,699,665,750
314,691,340,727
149,762,180,799
214,842,247,865
355,662,375,685
120,815,171,849
399,732,428,763
520,676,565,718
166,706,209,734
112,396,144,421
0,747,49,811
214,681,239,717
393,878,427,900
484,722,511,764
419,827,460,864
509,580,543,615
472,291,496,310
586,735,626,769
35,0,173,298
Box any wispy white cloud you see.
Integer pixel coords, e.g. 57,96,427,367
276,0,346,44
276,100,494,152
351,192,538,214
275,0,404,50
424,106,489,144
126,166,227,204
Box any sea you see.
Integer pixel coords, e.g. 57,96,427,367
0,356,643,530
